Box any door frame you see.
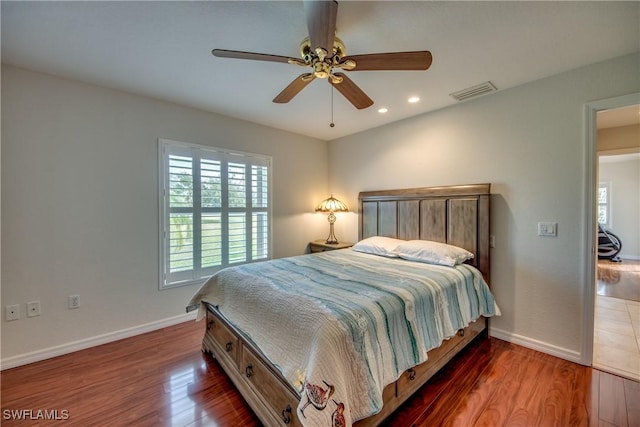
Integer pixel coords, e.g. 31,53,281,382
581,92,640,365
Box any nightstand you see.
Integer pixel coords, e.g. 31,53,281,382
309,240,353,253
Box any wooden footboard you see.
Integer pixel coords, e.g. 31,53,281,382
202,302,487,427
203,304,303,426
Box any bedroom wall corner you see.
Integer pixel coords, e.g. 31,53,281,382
598,155,640,259
327,52,640,362
0,64,329,366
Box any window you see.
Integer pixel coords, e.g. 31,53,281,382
598,181,611,228
159,139,271,288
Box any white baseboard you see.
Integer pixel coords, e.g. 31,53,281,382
1,317,585,370
489,327,582,364
0,312,197,371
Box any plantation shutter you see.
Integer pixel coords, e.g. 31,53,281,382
159,139,271,289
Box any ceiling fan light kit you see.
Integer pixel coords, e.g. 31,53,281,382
212,0,432,110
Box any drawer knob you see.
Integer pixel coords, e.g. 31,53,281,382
281,405,292,424
207,320,214,331
245,364,254,378
457,329,465,337
225,342,233,352
408,368,416,381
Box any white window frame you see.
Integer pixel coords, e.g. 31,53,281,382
158,138,272,289
597,181,611,229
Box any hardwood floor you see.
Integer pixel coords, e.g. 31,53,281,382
597,259,640,302
2,321,638,426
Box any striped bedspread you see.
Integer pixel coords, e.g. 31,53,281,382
188,249,500,426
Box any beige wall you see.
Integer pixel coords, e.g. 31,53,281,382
598,124,640,153
1,65,328,363
328,53,640,362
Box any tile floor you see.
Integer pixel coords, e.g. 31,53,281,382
593,295,640,381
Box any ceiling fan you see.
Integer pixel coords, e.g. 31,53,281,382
212,0,432,110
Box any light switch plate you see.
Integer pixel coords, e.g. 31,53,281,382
538,222,557,237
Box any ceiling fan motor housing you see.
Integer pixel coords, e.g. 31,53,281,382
299,36,346,61
300,36,347,79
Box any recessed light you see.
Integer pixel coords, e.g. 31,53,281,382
408,96,420,103
378,107,388,113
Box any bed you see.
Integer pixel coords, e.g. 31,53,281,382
187,183,498,427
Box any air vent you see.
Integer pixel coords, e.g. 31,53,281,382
450,81,497,101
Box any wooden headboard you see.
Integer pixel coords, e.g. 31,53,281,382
358,183,491,282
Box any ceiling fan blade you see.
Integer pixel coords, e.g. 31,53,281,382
304,0,338,55
329,73,373,110
342,51,433,71
273,74,316,103
212,49,295,64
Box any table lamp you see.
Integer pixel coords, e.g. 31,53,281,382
315,195,349,244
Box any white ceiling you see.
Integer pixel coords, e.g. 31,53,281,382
2,1,639,141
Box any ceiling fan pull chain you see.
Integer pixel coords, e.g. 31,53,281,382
330,87,335,128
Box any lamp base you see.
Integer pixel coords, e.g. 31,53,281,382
325,222,339,244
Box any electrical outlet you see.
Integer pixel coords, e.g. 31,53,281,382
6,304,20,321
27,301,41,317
68,295,80,309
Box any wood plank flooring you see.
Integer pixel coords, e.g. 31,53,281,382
597,259,640,302
2,320,638,426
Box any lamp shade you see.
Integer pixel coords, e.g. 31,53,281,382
315,195,348,213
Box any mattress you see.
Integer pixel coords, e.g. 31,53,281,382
187,249,500,426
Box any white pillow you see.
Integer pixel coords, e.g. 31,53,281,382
396,240,473,266
352,236,404,258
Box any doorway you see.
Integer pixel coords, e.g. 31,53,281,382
593,135,640,380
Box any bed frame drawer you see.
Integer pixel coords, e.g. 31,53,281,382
396,318,486,400
240,346,303,427
206,310,240,367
